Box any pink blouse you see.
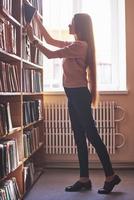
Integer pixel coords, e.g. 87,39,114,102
55,40,88,88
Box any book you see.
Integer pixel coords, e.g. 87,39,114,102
0,102,13,136
0,144,5,178
12,177,21,199
0,104,8,135
0,19,4,49
6,102,13,132
23,2,36,24
23,162,35,192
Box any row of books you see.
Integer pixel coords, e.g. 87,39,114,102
22,32,43,65
23,99,42,126
0,61,20,92
23,127,40,158
32,45,43,66
0,177,21,200
0,102,13,137
23,161,35,193
22,68,43,93
0,19,17,54
0,0,12,15
0,139,19,179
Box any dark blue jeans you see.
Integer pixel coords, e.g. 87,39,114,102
64,87,114,177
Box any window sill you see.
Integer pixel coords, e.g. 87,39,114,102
43,90,128,96
99,90,128,95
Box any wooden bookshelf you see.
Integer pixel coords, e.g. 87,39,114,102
0,0,44,198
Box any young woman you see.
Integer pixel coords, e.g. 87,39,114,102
26,13,121,194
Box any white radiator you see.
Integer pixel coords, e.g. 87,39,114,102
44,101,125,155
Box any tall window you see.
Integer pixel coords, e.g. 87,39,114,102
43,0,126,92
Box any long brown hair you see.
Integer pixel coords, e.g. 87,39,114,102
73,13,98,107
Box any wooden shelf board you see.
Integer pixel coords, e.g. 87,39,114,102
23,119,44,129
0,92,21,96
23,142,44,163
0,127,22,139
22,59,43,69
0,49,21,62
22,92,44,96
0,9,21,26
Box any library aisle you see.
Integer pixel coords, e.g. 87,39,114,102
24,169,134,200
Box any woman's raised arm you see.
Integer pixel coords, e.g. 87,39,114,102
34,14,70,48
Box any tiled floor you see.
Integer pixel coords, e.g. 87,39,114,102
24,169,134,200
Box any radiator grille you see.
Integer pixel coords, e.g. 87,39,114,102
44,101,125,155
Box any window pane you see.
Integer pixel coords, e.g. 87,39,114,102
81,0,113,89
43,0,73,29
43,0,126,92
43,0,73,91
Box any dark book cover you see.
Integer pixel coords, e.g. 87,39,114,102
26,101,32,124
0,144,5,178
34,100,39,121
23,102,27,126
23,2,36,23
0,104,8,135
30,101,35,122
